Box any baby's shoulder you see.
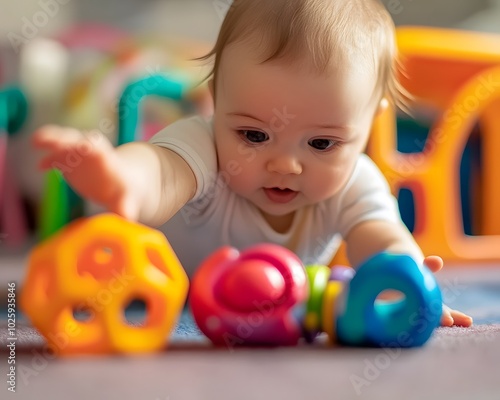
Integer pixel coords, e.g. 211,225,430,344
343,154,388,191
161,115,214,136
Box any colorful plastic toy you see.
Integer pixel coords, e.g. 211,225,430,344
190,245,443,348
368,27,500,263
20,213,189,355
189,244,309,346
331,253,442,347
303,264,354,342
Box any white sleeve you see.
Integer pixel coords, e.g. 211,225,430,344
148,116,218,201
336,154,402,237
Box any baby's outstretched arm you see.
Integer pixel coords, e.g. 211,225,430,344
344,220,473,327
33,125,196,226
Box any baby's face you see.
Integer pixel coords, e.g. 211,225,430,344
212,43,381,223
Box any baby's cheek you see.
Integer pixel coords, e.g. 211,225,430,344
307,172,344,201
218,158,244,186
226,169,254,194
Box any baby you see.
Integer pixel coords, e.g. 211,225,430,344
34,0,472,327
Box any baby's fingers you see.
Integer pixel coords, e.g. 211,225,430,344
34,126,106,153
33,125,82,149
441,305,454,326
441,305,473,327
423,255,444,273
34,126,110,171
38,154,63,171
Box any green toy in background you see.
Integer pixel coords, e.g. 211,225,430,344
117,74,188,145
38,170,71,241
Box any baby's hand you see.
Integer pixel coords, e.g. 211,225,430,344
33,125,139,220
423,256,473,327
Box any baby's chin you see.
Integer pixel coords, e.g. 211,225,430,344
258,195,299,211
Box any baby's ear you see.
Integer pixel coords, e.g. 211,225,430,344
375,97,389,115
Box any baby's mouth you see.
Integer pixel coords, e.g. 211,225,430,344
263,187,299,204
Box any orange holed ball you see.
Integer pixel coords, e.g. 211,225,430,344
20,213,189,356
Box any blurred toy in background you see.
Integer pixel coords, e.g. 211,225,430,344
0,86,29,248
55,24,213,141
368,27,500,263
1,24,213,242
6,38,70,211
189,244,442,348
20,213,189,356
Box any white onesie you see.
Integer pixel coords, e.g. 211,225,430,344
149,116,401,276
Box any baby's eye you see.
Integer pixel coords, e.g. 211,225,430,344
239,130,269,143
308,138,338,151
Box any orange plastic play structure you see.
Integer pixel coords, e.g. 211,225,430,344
20,213,189,355
368,26,500,263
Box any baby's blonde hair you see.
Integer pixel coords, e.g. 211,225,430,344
200,0,406,109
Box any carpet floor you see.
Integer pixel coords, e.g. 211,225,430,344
1,250,499,400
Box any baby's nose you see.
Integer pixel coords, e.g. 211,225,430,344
266,155,302,175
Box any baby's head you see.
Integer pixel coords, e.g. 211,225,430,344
204,0,402,108
202,0,403,228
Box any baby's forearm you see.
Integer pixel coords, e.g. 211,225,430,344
345,220,424,267
381,235,424,265
115,142,196,226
